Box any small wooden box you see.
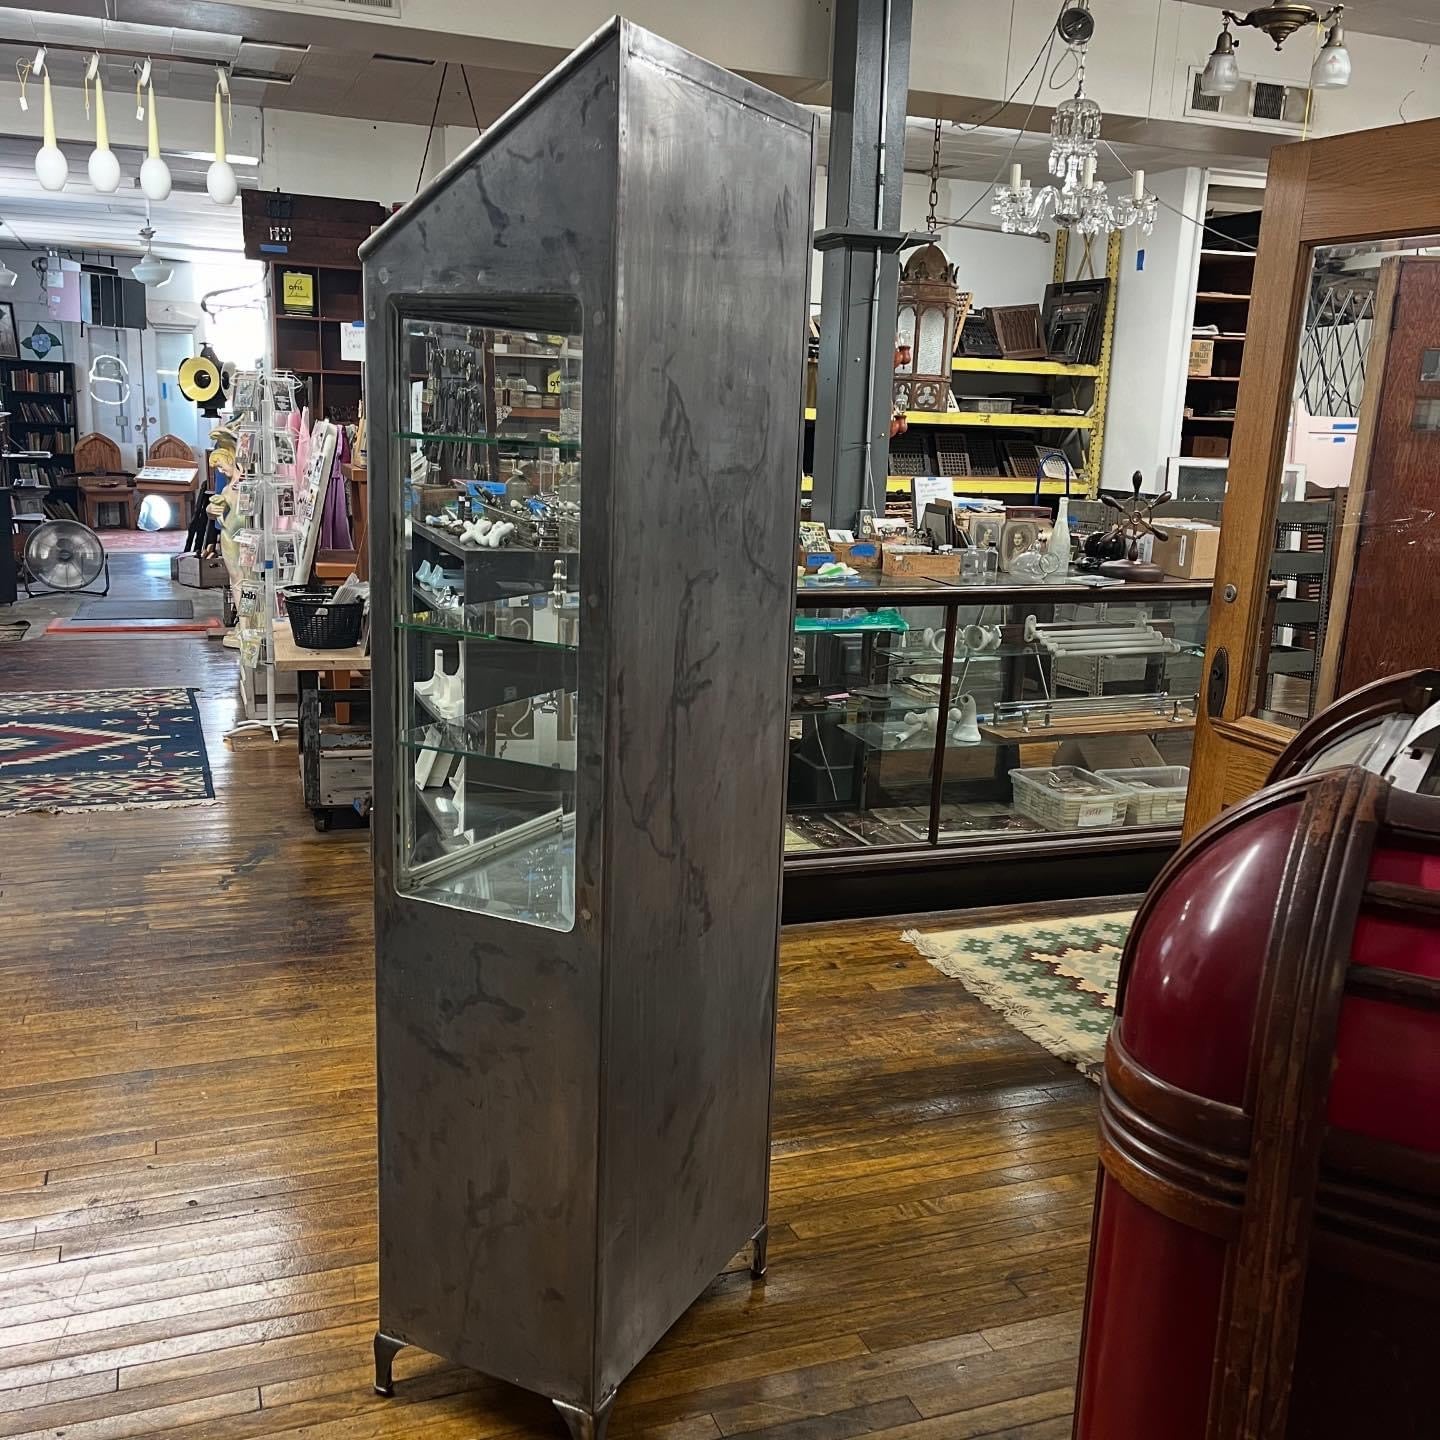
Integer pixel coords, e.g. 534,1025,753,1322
1193,435,1230,459
882,546,962,579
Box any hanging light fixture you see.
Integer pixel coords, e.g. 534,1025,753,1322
1201,6,1350,90
0,257,17,290
206,67,237,206
991,38,1156,239
1311,17,1351,88
87,62,121,194
131,224,172,288
1200,21,1242,96
139,81,171,201
34,65,67,192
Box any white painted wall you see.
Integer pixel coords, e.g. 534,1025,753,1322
1101,168,1206,495
0,246,263,465
811,171,1054,311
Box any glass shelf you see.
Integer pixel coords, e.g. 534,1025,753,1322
397,429,581,452
400,602,579,649
794,607,910,635
407,815,575,929
403,690,578,772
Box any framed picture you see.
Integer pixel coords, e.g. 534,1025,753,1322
0,303,18,360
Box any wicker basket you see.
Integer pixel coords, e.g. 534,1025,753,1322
1095,766,1190,826
1010,766,1131,831
282,587,365,650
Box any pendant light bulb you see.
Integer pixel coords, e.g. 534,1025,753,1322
35,69,67,192
131,225,172,289
87,74,121,194
206,83,237,206
1200,25,1241,96
1312,20,1351,89
139,83,171,201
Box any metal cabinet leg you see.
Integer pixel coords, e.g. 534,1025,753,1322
373,1332,406,1396
554,1391,617,1440
751,1222,769,1279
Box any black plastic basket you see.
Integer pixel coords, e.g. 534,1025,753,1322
283,587,365,650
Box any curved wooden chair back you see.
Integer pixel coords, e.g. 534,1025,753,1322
147,434,197,465
73,432,126,477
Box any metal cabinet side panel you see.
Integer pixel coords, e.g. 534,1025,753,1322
364,39,620,1406
594,36,816,1396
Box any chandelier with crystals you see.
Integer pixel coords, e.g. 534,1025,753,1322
991,61,1157,239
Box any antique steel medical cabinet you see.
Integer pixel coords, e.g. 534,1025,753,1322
361,19,815,1440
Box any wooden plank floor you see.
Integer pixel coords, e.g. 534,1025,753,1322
0,581,1100,1440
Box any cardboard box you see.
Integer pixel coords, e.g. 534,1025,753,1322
1152,520,1221,580
1192,435,1231,459
1189,339,1215,377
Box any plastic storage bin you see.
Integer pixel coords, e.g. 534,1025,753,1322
1095,766,1190,826
1010,766,1131,831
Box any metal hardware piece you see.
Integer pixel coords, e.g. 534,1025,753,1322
1207,648,1230,717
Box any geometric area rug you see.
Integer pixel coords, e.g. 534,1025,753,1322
902,910,1135,1081
0,687,215,816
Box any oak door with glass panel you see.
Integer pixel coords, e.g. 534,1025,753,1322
1186,118,1440,835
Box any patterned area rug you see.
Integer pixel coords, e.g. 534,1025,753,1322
0,688,215,815
903,910,1135,1079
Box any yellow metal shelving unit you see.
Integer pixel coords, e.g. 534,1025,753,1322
802,230,1121,504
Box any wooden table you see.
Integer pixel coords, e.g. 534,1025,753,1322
272,617,371,738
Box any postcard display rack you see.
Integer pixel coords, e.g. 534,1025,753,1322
361,23,814,1440
229,366,336,733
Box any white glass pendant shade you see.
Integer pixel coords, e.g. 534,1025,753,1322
1312,24,1351,89
35,71,68,192
87,75,121,194
1200,29,1241,96
206,86,237,205
0,259,17,289
139,84,171,201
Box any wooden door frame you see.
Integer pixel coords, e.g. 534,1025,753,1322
1186,116,1440,835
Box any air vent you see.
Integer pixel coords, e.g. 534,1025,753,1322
1184,69,1305,131
1190,76,1221,114
300,0,401,11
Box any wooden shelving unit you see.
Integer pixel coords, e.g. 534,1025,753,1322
0,359,76,483
268,265,366,424
1184,218,1260,458
241,192,388,427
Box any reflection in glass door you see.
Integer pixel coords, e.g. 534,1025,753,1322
152,327,203,454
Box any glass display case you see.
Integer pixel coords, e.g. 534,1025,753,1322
783,574,1213,917
397,310,582,931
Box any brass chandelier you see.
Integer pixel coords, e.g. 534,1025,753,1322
1200,3,1351,94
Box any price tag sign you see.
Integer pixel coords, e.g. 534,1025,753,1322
546,368,562,395
1075,800,1115,828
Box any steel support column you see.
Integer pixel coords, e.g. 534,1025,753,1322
810,0,913,528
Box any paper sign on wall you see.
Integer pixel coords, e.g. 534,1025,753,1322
340,322,366,363
911,474,954,525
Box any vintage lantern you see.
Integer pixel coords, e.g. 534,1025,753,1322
1073,673,1440,1439
894,243,969,413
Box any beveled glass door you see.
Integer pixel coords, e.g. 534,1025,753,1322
1186,118,1440,835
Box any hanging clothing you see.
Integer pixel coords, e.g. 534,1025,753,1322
320,422,354,551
